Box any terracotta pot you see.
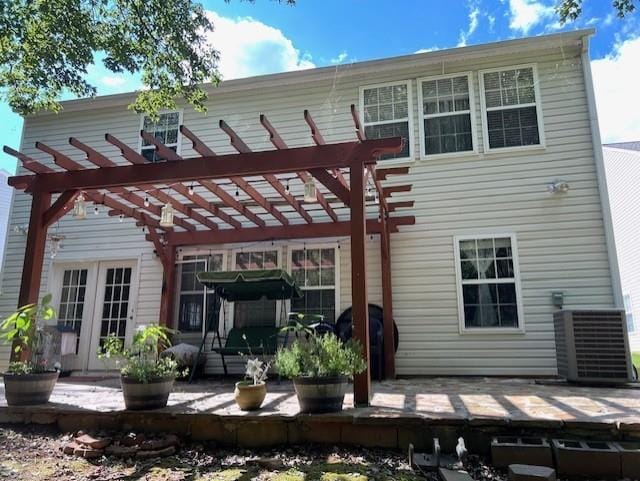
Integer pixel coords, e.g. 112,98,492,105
120,375,174,410
234,381,267,411
2,371,59,406
293,376,348,413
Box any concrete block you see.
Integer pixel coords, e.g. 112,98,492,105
290,420,343,444
190,417,235,444
613,441,640,480
552,439,621,479
341,424,398,448
508,464,556,481
236,421,287,448
491,437,553,468
439,468,474,481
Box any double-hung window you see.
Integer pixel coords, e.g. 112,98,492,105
140,111,181,162
418,73,475,156
290,247,338,322
624,294,635,333
361,81,412,160
455,234,523,331
176,253,224,333
480,65,543,151
233,250,279,327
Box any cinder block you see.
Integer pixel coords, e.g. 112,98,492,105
491,437,553,468
552,439,621,479
341,424,398,448
508,464,556,481
613,441,640,480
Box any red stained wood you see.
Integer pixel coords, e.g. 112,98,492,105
303,109,348,188
380,211,396,379
42,190,79,228
382,184,412,197
388,201,415,212
376,166,410,181
349,159,371,406
141,215,168,267
159,245,176,327
350,104,365,142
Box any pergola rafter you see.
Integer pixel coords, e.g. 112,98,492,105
6,106,415,406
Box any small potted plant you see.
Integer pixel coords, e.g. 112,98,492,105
234,356,270,411
274,327,366,413
98,324,181,410
1,294,59,406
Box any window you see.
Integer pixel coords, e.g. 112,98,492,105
176,254,223,333
361,81,412,160
140,111,180,162
418,73,475,156
624,294,635,333
57,269,88,354
455,235,523,330
234,250,279,327
480,65,543,150
290,247,338,322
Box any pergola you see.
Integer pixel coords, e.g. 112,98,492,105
6,105,414,405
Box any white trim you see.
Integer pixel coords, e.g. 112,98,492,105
453,233,525,335
581,37,624,308
138,109,184,159
416,72,478,160
286,243,341,322
478,63,546,153
359,79,414,163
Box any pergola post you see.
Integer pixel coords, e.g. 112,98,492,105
159,244,177,328
380,210,396,378
13,190,51,362
350,159,371,406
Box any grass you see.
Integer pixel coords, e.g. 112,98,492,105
632,352,640,369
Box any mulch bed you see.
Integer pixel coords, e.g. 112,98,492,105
0,425,507,481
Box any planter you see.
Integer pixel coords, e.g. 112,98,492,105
293,376,348,413
2,371,59,406
120,375,175,410
234,381,267,411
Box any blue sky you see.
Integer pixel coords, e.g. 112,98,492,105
1,0,639,175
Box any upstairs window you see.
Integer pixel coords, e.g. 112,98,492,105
480,65,543,150
361,81,412,160
419,73,475,156
455,234,523,331
140,111,180,162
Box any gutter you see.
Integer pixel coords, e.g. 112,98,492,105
580,33,623,308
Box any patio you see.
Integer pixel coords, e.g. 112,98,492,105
2,377,639,450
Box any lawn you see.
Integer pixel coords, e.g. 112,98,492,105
633,352,640,369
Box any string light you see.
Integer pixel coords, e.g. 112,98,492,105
303,179,317,203
119,214,124,222
160,202,175,228
188,184,194,196
94,204,99,215
285,179,290,193
144,194,150,207
235,186,239,197
141,225,146,234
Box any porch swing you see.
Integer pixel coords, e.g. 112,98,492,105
190,269,303,379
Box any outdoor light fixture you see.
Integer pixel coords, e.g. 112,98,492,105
547,180,570,194
188,184,194,196
144,194,150,207
48,234,65,259
73,193,87,219
119,214,124,222
160,202,175,228
304,178,317,203
94,204,99,215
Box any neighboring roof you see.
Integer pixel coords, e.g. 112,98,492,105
604,141,640,152
196,269,302,301
36,28,594,116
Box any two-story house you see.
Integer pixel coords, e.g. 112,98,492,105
0,28,623,378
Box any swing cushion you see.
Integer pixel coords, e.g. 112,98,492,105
214,327,280,356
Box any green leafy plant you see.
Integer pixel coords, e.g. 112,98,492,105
97,324,182,383
274,332,367,379
0,294,57,374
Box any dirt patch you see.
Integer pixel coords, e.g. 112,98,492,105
0,425,504,481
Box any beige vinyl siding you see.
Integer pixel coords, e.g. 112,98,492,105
604,147,640,351
0,36,614,375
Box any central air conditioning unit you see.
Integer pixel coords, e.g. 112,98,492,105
554,309,633,384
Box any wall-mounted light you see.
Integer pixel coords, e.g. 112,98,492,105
160,202,175,228
73,193,87,219
547,180,570,194
304,179,317,203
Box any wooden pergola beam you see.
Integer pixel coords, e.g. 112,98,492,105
350,104,366,142
219,120,313,224
42,190,79,228
162,216,415,246
376,167,410,181
11,139,400,194
388,201,415,212
383,184,412,197
260,114,339,223
303,109,348,188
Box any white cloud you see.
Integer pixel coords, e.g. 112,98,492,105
507,0,555,33
415,47,441,54
100,76,127,87
204,11,315,80
592,35,640,142
330,51,349,65
458,4,481,47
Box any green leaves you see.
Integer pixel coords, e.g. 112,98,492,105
0,0,219,117
0,295,56,359
556,0,635,23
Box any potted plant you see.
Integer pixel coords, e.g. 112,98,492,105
98,324,181,410
234,356,270,411
274,327,367,413
1,294,59,406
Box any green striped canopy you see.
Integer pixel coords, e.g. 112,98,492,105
196,269,303,301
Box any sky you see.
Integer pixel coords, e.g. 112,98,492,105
0,0,639,175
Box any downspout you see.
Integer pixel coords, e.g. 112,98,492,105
581,33,623,308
